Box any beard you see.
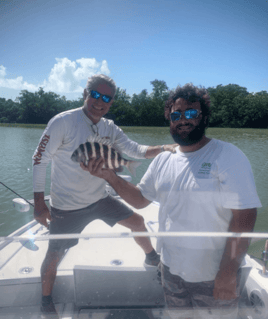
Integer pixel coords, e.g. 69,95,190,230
170,118,207,146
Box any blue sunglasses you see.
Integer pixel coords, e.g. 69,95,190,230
90,90,113,103
170,109,202,122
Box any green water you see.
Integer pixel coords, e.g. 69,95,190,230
0,126,267,258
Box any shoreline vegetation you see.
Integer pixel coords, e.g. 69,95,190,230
0,123,47,128
1,123,268,131
1,81,268,128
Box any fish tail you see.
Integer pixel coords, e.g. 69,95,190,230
125,160,142,176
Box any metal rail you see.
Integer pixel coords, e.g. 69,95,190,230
1,231,268,242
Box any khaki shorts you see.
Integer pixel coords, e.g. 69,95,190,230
48,195,133,251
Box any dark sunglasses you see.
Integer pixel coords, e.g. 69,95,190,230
90,90,113,103
170,109,202,122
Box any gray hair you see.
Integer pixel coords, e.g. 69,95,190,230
86,74,117,97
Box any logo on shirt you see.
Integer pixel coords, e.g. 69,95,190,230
197,162,212,177
33,134,50,165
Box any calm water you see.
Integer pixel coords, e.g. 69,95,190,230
1,126,268,244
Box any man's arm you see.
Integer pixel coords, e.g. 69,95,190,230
145,144,177,159
213,208,257,300
80,158,151,209
33,116,65,227
34,192,51,228
113,125,177,159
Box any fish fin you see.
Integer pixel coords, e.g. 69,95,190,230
89,135,113,147
114,167,124,172
126,161,142,176
88,136,122,155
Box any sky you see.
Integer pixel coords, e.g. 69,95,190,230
0,0,268,102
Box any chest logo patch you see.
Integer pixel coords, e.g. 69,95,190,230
197,162,212,178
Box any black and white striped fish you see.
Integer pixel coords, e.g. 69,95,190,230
71,141,141,176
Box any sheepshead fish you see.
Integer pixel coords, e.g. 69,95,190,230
71,141,141,176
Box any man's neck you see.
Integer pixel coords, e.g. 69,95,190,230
179,135,211,153
82,106,101,124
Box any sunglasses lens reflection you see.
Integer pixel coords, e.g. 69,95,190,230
90,90,111,103
103,96,111,103
91,91,100,99
185,109,198,119
171,109,199,121
171,112,181,121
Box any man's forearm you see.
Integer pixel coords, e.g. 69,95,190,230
34,192,45,203
105,171,151,209
145,146,163,159
145,144,177,159
34,192,47,215
217,237,251,277
80,158,151,209
213,208,257,300
217,208,257,277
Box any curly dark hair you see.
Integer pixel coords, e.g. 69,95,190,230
164,83,211,125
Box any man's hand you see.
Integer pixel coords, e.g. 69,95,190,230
145,144,178,158
80,157,113,180
164,144,178,153
34,192,51,228
81,157,151,209
213,272,237,300
34,201,51,228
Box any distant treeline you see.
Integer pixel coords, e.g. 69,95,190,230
0,80,268,128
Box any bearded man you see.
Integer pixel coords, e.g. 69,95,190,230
81,83,261,318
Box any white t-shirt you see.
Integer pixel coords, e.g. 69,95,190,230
33,107,148,210
137,139,262,282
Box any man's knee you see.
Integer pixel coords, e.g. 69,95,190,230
130,213,146,231
118,212,146,231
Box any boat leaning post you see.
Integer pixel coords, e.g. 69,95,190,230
262,239,268,275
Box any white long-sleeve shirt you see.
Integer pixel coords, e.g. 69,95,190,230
33,107,148,210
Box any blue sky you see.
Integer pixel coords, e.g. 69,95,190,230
1,0,267,101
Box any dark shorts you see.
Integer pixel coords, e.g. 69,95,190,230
159,262,241,319
48,195,133,251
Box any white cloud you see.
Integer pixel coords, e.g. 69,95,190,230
0,57,111,94
0,65,7,78
43,58,79,93
100,60,110,75
75,58,101,81
0,65,39,91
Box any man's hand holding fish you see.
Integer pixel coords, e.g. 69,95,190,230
80,158,151,210
80,157,110,180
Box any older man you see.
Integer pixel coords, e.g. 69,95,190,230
33,74,176,317
83,83,262,318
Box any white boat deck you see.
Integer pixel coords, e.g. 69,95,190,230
1,196,268,318
0,200,169,318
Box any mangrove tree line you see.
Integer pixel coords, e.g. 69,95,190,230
0,80,267,128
